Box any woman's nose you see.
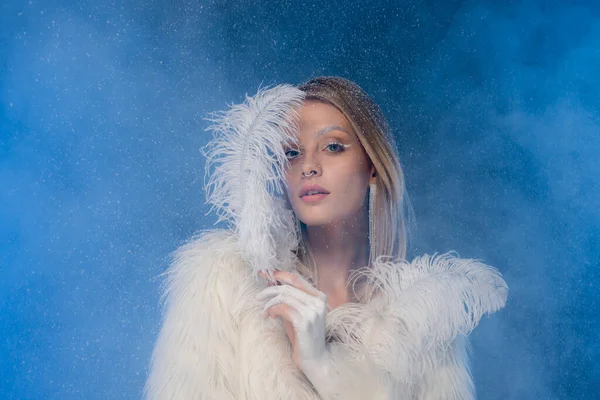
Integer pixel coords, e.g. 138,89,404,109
301,155,321,177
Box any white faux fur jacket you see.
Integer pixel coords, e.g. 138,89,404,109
145,229,508,400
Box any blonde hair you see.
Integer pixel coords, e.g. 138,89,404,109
295,76,408,283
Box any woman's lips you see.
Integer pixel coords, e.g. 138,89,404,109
300,193,329,203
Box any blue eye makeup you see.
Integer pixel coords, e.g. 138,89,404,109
284,140,350,160
324,141,349,153
284,148,301,160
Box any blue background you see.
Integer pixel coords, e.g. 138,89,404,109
1,0,598,398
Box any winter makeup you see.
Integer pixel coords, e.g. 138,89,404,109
284,100,374,228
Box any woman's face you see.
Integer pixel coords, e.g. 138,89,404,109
284,100,375,227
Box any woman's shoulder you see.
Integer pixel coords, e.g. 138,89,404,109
161,229,252,303
371,253,507,296
169,228,248,268
360,252,508,337
330,253,508,385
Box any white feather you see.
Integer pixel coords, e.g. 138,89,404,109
331,253,508,386
202,84,305,276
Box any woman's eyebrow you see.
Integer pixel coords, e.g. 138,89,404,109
314,125,351,137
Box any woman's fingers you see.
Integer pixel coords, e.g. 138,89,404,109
257,271,329,374
270,305,298,354
257,284,322,310
257,271,276,286
272,270,322,297
266,297,303,327
257,270,324,301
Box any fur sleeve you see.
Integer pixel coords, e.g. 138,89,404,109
416,335,475,400
144,230,242,400
313,342,395,400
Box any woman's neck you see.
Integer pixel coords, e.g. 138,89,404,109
305,215,369,306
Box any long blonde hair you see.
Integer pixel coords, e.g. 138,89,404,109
295,77,408,282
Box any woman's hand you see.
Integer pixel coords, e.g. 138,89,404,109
256,271,330,376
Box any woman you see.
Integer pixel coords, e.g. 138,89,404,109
145,77,508,399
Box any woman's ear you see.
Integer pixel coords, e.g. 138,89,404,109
369,165,377,185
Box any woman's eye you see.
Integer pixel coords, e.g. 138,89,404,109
325,142,346,153
284,149,301,159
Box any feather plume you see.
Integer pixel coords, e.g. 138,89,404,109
202,84,305,276
329,252,508,383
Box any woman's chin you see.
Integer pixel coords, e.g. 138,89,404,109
296,214,333,227
297,213,349,228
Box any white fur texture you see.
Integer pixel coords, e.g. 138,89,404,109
145,230,508,400
203,85,304,277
